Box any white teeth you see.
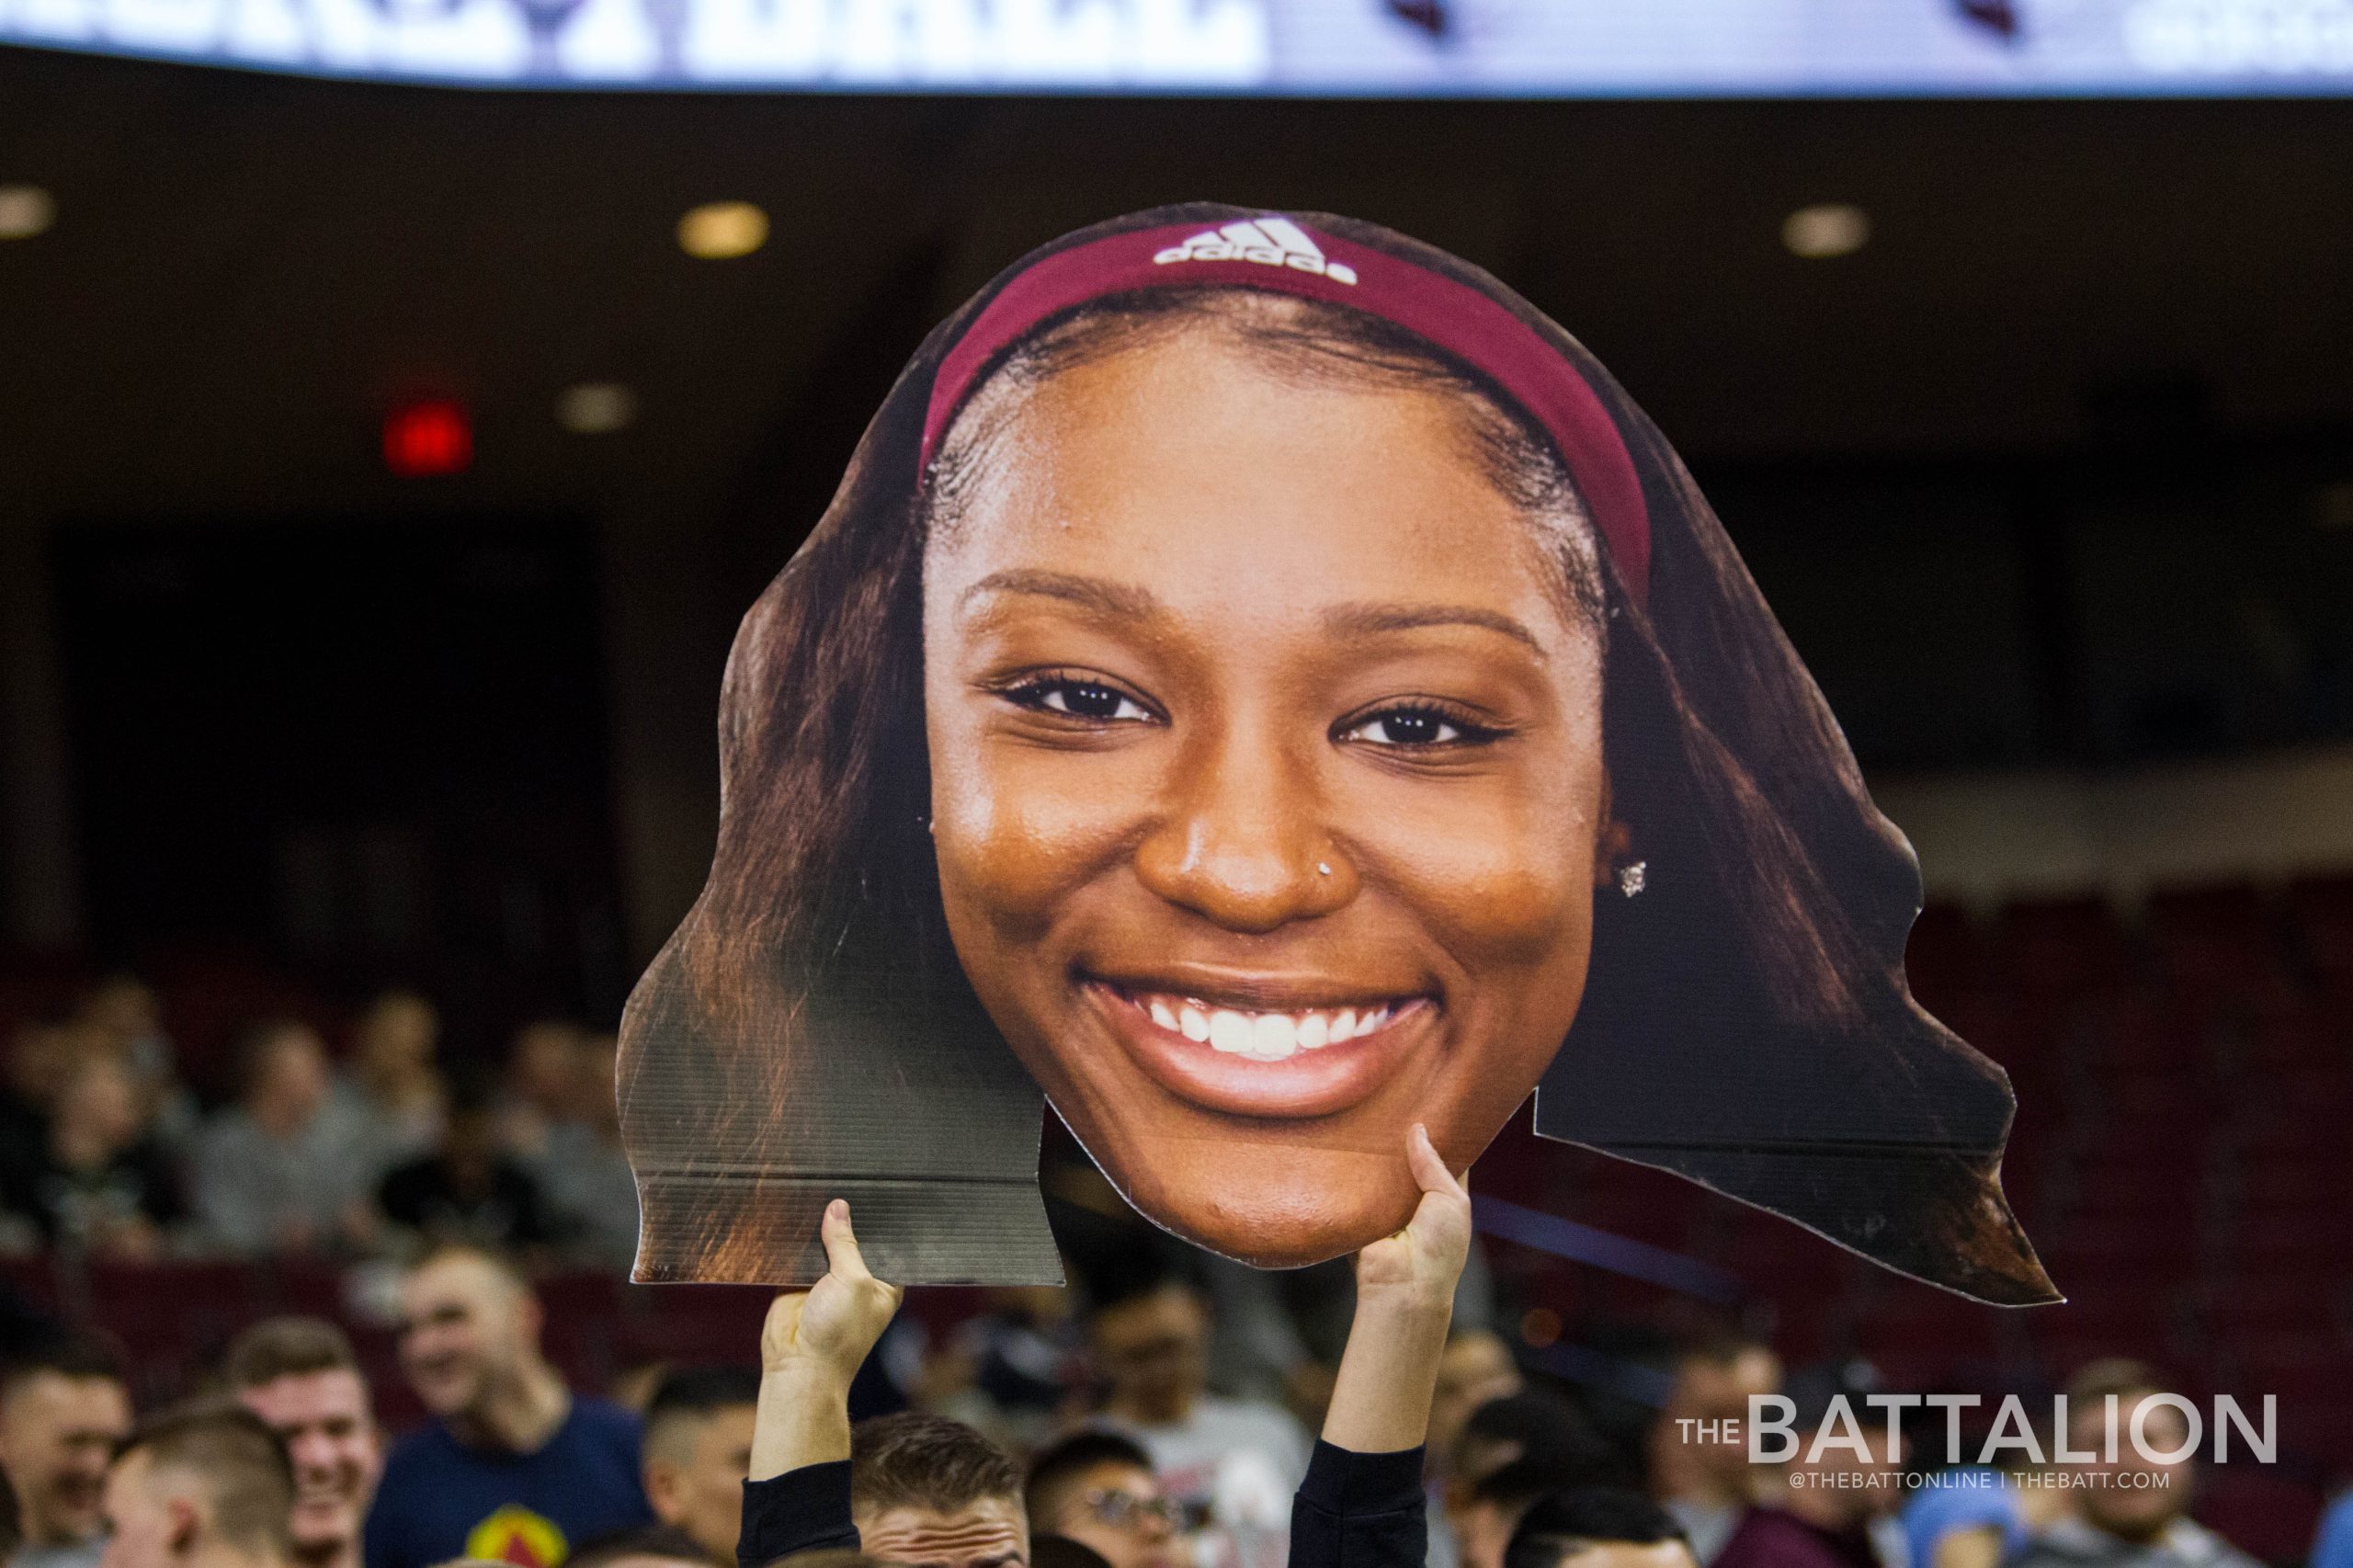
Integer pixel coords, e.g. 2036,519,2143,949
1251,1013,1296,1059
1126,990,1411,1061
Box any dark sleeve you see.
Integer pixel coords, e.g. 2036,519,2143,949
130,1143,184,1224
498,1162,554,1246
738,1459,858,1568
1290,1440,1426,1568
376,1161,427,1226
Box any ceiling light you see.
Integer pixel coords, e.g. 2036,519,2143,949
0,185,56,241
1782,203,1870,260
556,381,637,435
677,201,768,260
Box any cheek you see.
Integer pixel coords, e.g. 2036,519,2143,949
926,720,1147,937
1347,750,1603,971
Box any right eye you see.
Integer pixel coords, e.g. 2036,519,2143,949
1002,675,1155,724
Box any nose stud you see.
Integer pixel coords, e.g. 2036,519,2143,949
1316,862,1333,877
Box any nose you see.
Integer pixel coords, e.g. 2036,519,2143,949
289,1430,338,1479
1132,719,1353,933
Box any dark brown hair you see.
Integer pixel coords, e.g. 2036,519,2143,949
618,203,2052,1306
849,1412,1022,1517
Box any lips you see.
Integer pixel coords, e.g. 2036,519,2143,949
1080,971,1436,1119
1125,988,1405,1062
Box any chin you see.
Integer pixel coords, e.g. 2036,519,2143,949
1108,1131,1425,1267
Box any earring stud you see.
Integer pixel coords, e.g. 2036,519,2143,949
1618,860,1647,898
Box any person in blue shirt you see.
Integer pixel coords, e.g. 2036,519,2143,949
364,1247,652,1568
2309,1494,2353,1568
1899,1468,2028,1568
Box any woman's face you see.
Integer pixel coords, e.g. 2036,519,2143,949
923,325,1616,1266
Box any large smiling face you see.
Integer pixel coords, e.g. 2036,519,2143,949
922,318,1615,1266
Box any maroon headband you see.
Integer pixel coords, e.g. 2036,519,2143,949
922,214,1652,607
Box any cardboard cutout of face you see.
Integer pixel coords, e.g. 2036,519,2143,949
617,204,2057,1307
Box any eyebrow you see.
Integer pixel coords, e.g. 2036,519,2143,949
958,569,1160,622
1322,601,1547,655
959,570,1545,657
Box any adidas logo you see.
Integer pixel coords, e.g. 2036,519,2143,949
1153,218,1358,285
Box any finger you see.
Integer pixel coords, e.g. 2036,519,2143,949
819,1198,873,1282
1406,1123,1468,1201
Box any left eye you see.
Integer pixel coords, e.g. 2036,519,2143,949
1343,709,1463,747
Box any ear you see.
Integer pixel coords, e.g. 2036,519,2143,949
168,1495,203,1558
642,1458,681,1521
1591,769,1633,890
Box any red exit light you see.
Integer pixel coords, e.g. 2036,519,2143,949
383,399,472,478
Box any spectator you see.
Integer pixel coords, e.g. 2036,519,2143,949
923,1285,1087,1454
1088,1273,1312,1564
343,991,447,1182
1430,1333,1524,1490
497,1021,586,1165
1726,1374,1905,1568
224,1318,383,1568
2312,1492,2353,1568
1648,1337,1781,1566
1506,1489,1697,1568
97,1403,294,1568
736,1122,1473,1568
1458,1455,1618,1568
1899,1396,2072,1568
377,1079,555,1255
1445,1388,1620,1568
641,1368,761,1565
2008,1362,2256,1568
0,1022,79,1158
191,1021,373,1257
1024,1431,1178,1568
365,1246,651,1568
844,1413,1029,1568
535,1033,640,1270
0,1336,132,1568
0,1051,179,1258
73,977,199,1157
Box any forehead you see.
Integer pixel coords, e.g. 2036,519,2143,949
241,1369,369,1425
684,1403,758,1453
1066,1458,1157,1496
6,1371,130,1426
403,1258,503,1313
929,330,1579,646
859,1497,1027,1561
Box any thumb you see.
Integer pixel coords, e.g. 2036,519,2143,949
1405,1123,1467,1202
820,1199,875,1283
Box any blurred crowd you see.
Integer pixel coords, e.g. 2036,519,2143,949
0,1239,2334,1568
0,975,637,1269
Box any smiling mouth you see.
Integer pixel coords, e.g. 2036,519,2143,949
1077,972,1438,1119
1110,984,1422,1062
